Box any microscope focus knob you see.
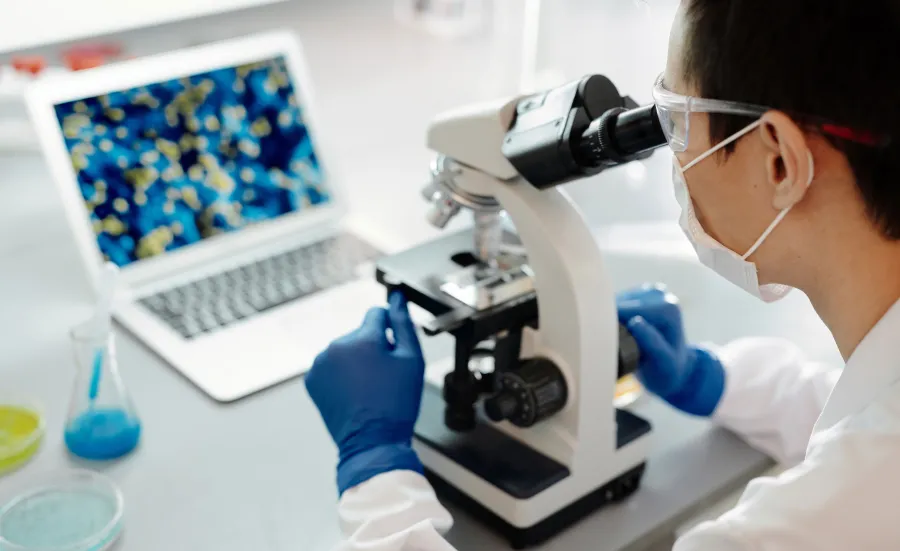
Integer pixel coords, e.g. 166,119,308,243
484,392,518,421
618,323,641,379
443,370,481,431
484,358,567,428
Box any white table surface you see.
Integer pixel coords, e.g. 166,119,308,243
0,2,843,550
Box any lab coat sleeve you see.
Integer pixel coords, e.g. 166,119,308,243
335,470,455,551
675,393,900,550
709,337,841,464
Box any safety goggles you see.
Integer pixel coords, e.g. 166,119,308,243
651,73,889,152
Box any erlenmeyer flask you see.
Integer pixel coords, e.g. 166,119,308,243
64,320,141,460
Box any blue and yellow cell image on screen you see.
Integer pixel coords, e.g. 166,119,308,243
55,56,329,267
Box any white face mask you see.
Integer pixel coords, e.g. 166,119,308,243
673,119,814,303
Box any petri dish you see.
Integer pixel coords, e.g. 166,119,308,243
0,469,123,551
0,403,44,477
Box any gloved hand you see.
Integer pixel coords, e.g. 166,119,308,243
305,292,426,495
616,284,726,417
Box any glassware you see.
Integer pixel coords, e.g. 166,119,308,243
64,322,141,461
0,469,124,551
0,400,43,476
614,374,643,408
394,0,486,39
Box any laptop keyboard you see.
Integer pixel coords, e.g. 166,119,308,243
140,233,382,340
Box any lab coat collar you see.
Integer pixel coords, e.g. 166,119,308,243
814,297,900,434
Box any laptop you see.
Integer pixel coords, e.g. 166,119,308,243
26,31,397,401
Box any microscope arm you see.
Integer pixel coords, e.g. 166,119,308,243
417,75,668,432
382,73,668,438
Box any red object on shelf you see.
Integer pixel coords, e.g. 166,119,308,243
63,42,124,60
11,56,47,76
61,42,125,71
65,54,107,71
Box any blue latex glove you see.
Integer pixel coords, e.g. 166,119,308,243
616,284,726,417
305,292,426,495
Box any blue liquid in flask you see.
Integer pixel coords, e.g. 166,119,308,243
65,408,141,460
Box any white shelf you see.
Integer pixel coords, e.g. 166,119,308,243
0,0,286,54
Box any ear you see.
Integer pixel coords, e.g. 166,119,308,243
759,111,815,210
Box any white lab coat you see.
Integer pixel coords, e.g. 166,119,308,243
334,299,900,550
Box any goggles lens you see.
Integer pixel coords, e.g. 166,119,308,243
652,74,690,152
656,103,689,153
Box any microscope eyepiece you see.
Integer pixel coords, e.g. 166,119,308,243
575,104,663,170
501,75,667,190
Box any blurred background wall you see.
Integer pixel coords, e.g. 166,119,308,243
0,0,681,250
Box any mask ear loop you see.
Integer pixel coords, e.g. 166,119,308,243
741,151,815,260
683,120,763,171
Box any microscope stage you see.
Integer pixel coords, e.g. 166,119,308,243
376,229,538,338
440,260,534,311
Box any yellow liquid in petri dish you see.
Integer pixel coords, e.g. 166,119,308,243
0,405,44,476
614,374,643,408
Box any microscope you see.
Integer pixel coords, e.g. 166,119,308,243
376,75,667,548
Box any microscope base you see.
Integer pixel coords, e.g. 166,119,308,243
425,463,646,550
414,386,651,549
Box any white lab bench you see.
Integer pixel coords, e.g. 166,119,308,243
0,1,843,550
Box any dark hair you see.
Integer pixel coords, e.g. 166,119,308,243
683,1,900,238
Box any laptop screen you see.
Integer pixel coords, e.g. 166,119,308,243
54,56,330,267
